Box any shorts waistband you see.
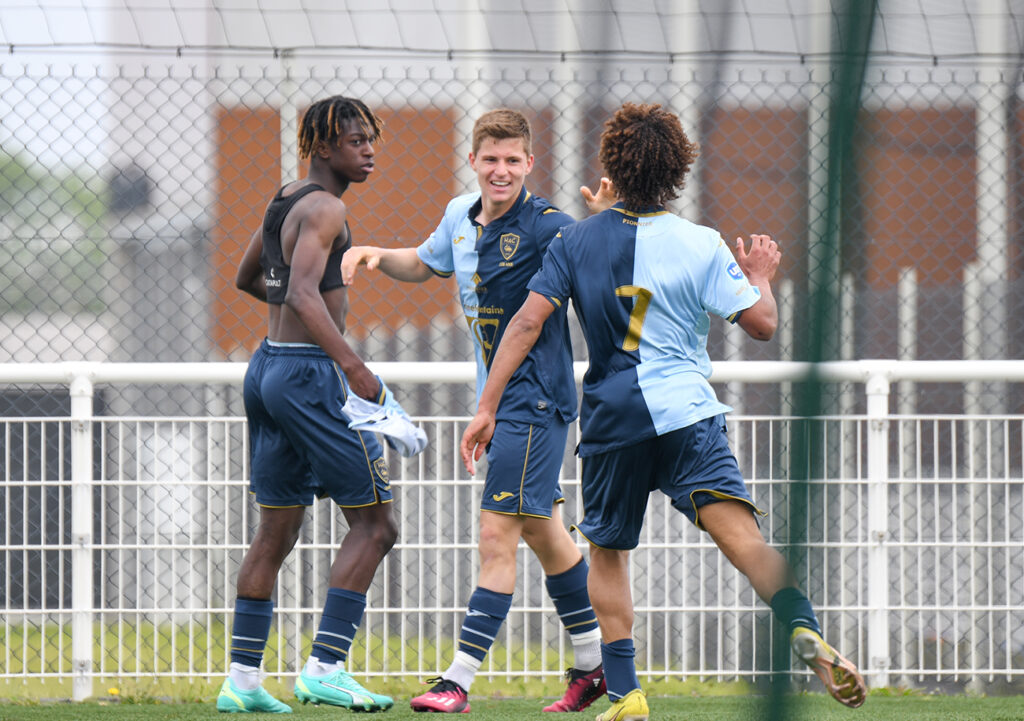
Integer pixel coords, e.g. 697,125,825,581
260,338,330,359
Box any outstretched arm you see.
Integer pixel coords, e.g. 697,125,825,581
734,234,781,341
341,245,434,285
460,292,556,474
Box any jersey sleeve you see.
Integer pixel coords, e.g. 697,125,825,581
415,206,456,278
527,229,573,309
535,208,574,254
702,235,762,321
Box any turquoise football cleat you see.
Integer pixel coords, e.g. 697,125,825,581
216,678,292,713
294,666,394,712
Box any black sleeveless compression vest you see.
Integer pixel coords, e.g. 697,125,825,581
260,183,349,305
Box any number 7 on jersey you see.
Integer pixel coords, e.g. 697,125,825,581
615,285,653,352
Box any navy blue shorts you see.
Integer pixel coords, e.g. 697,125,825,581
574,415,763,550
480,419,568,518
242,340,391,508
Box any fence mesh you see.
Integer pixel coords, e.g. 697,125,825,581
3,0,1024,699
3,59,1023,416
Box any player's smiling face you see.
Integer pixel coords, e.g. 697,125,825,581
469,136,534,213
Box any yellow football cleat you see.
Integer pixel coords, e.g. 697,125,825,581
594,688,649,721
791,627,867,708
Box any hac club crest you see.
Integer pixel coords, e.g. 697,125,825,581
500,233,521,261
373,457,390,486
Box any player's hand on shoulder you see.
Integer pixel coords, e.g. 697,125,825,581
580,177,617,215
734,234,781,282
341,246,383,286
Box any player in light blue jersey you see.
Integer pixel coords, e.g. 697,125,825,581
342,109,615,713
462,103,867,720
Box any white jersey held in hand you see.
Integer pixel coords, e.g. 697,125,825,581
342,381,428,457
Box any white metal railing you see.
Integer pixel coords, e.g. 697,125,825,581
2,360,1024,701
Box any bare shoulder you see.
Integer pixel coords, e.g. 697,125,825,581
296,188,347,232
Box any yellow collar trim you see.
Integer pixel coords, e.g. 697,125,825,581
611,206,670,218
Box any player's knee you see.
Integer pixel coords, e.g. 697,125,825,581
253,521,303,558
370,516,399,554
348,505,399,553
521,516,569,548
477,522,516,554
720,535,774,573
478,540,519,578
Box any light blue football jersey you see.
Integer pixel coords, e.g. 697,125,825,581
528,204,761,456
417,187,578,426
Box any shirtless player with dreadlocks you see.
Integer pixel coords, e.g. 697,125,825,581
217,95,398,714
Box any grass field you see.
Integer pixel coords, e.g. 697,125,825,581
1,694,1023,721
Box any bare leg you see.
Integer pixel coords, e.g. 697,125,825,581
521,504,584,576
236,506,306,599
586,544,642,712
698,500,795,601
331,502,398,591
700,500,867,708
476,506,584,590
477,506,583,592
412,510,523,702
587,545,632,642
294,503,397,712
475,510,525,593
222,506,305,711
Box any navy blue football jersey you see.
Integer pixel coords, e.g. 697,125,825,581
417,187,577,425
528,204,761,455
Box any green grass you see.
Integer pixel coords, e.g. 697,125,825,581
1,621,581,678
1,694,1022,721
4,626,1023,719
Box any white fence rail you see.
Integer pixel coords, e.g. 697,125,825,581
2,361,1024,701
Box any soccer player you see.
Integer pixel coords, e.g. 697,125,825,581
460,103,868,720
218,96,400,714
341,108,615,713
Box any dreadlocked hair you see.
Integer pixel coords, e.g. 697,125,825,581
297,96,384,159
599,102,698,210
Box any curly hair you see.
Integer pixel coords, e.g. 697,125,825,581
297,96,384,159
472,108,532,155
599,103,698,210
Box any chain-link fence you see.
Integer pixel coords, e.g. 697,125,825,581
3,0,1024,700
6,0,1024,417
3,17,1024,419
